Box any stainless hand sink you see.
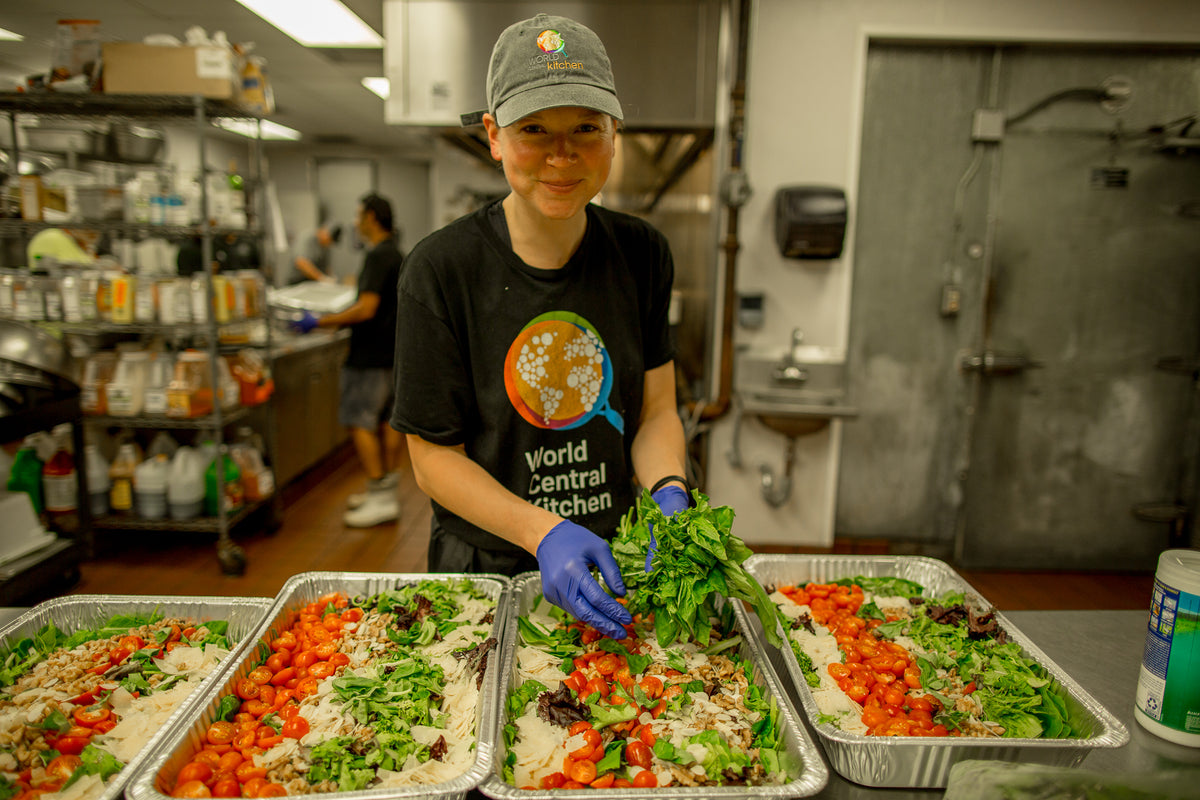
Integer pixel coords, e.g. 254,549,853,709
734,353,858,437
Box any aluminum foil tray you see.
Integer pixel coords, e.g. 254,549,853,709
127,572,510,800
0,594,274,800
477,572,828,800
743,554,1130,788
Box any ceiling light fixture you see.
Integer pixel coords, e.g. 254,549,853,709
0,27,24,41
361,77,389,99
235,0,382,47
214,118,302,141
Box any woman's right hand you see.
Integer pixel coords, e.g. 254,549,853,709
537,521,633,639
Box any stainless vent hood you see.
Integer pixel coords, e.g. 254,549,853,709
382,0,722,129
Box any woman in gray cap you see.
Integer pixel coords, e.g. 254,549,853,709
390,14,689,639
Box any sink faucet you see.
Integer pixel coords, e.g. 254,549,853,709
773,328,808,384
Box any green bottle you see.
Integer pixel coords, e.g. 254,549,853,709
204,447,244,517
7,439,45,514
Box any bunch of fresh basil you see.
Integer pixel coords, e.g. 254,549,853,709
612,489,785,647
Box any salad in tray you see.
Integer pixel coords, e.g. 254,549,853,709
0,612,235,800
167,579,496,798
769,576,1086,740
502,490,793,791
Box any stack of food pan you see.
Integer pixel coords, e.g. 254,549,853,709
0,594,274,800
475,572,829,799
127,572,510,800
742,554,1130,788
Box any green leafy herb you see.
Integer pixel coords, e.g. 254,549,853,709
613,489,786,647
62,744,123,789
516,618,582,660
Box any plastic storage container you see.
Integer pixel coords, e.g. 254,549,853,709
204,449,244,517
167,447,205,521
83,444,110,517
41,424,77,525
166,350,213,418
106,350,150,416
134,454,169,520
108,442,140,516
142,353,174,416
230,437,273,503
80,351,117,415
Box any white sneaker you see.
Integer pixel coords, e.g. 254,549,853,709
343,490,400,527
347,472,398,510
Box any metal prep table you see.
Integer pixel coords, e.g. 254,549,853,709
813,609,1200,798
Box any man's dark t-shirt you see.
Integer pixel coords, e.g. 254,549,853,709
348,237,403,368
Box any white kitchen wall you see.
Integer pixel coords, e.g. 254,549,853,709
707,0,1200,546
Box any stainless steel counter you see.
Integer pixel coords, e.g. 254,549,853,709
813,610,1200,798
0,607,1194,795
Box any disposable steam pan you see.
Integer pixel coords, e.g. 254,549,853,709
0,594,274,800
477,572,829,800
743,554,1130,788
127,572,510,800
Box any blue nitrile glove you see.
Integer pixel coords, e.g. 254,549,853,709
538,520,633,640
646,485,690,572
290,310,319,334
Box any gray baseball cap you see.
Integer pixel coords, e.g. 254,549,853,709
460,13,623,128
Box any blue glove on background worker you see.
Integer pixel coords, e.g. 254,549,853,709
646,484,689,572
538,520,633,640
290,310,319,333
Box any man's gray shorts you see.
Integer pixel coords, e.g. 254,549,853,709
339,366,394,430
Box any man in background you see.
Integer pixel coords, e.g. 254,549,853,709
289,223,342,284
291,195,404,527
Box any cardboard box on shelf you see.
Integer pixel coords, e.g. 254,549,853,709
101,43,234,99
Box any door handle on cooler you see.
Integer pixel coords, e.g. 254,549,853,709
960,351,1042,375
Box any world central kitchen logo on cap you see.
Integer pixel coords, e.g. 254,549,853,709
536,28,565,55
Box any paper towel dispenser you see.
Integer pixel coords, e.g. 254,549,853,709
774,186,847,259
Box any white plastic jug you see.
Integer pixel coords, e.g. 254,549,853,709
142,353,174,416
167,446,205,520
107,350,149,416
134,454,169,519
83,445,109,517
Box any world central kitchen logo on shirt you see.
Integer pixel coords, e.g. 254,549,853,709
503,311,624,434
531,28,584,71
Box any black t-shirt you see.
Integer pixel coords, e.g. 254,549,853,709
391,200,675,553
348,237,403,368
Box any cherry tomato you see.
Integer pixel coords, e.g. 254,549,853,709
625,741,652,770
313,641,339,660
45,755,81,784
539,772,566,790
590,773,615,789
210,778,240,798
340,608,363,623
256,784,286,797
327,652,350,669
247,667,274,685
72,706,112,727
281,715,310,739
307,661,335,680
566,759,596,785
175,762,214,787
632,770,658,788
269,632,296,651
52,737,90,756
216,752,243,773
638,675,664,699
235,679,261,701
264,653,290,673
234,762,267,783
268,667,295,687
291,651,318,671
240,778,268,798
205,721,237,746
173,780,211,798
92,719,117,734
